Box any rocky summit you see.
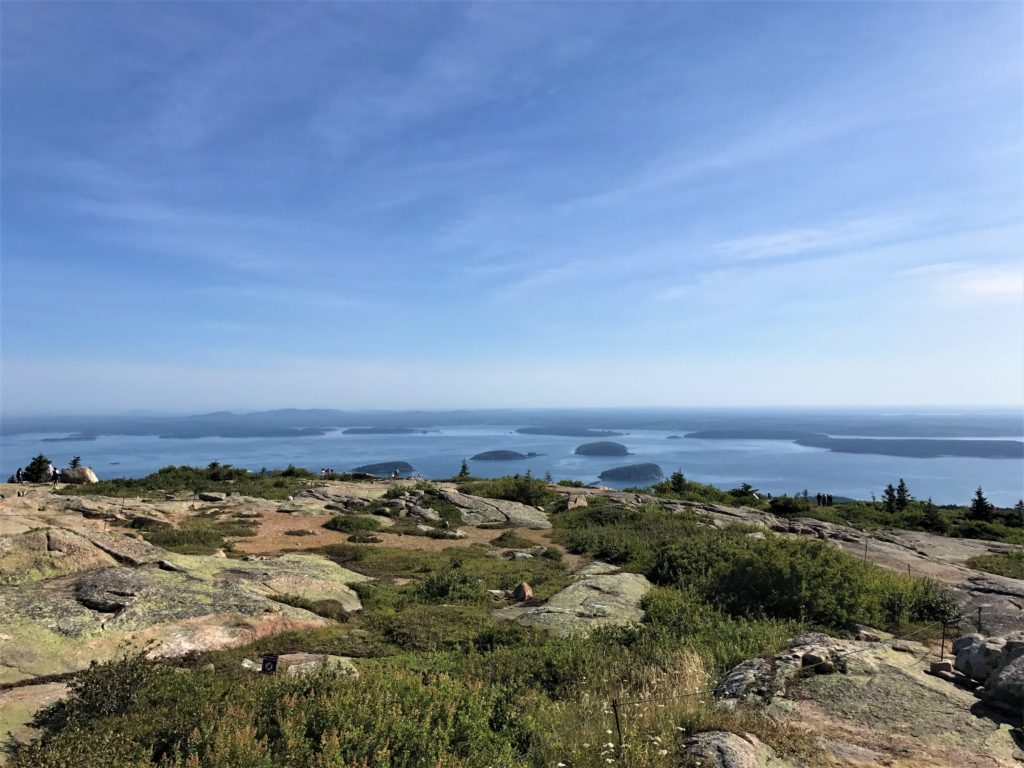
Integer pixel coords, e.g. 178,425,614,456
1,476,1021,768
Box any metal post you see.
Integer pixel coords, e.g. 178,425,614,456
863,538,868,562
611,698,626,767
940,623,947,662
976,607,983,633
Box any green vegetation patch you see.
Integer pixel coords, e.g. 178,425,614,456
967,550,1024,579
130,514,257,555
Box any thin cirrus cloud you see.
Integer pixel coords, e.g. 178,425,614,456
1,1,1022,412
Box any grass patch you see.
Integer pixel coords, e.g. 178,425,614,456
271,594,352,622
130,514,257,555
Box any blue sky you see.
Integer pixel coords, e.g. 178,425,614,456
2,1,1022,414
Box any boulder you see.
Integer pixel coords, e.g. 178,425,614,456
512,582,534,602
984,655,1024,711
494,572,652,636
197,492,227,502
954,635,1006,683
567,494,588,509
277,653,358,678
682,731,782,768
407,505,441,523
58,467,99,484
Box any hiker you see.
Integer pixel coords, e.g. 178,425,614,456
14,467,22,483
51,466,59,486
815,492,823,506
826,493,833,506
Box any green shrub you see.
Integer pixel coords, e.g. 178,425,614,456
457,474,559,508
490,530,534,549
323,515,382,534
271,594,351,622
967,550,1024,579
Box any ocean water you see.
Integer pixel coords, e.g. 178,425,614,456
2,424,1022,506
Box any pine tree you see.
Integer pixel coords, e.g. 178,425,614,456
1014,499,1024,528
882,483,897,514
544,471,553,483
70,456,82,469
23,454,53,483
969,486,993,522
670,470,686,494
457,460,470,480
895,479,910,511
921,499,947,533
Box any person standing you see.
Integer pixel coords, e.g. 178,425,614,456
15,468,22,483
51,465,59,486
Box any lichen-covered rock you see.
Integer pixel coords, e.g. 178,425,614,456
682,731,788,768
278,653,358,678
493,572,651,635
0,548,369,684
0,528,117,585
438,489,550,529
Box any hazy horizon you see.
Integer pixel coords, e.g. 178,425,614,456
2,2,1022,412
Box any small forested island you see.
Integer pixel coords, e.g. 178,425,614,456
470,450,540,461
574,441,630,456
350,460,414,475
598,462,664,482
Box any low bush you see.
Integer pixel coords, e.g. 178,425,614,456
323,515,382,534
967,550,1024,579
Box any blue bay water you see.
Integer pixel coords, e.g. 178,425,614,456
2,426,1022,506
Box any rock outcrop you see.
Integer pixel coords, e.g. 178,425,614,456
438,489,550,529
494,566,651,635
0,536,369,684
718,633,1024,766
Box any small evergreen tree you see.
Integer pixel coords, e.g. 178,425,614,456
921,499,947,533
23,454,53,483
457,460,470,480
895,479,910,511
969,486,993,522
881,483,897,514
669,470,686,494
69,456,82,469
543,471,553,483
1013,499,1024,528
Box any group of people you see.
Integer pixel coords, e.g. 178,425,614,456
319,467,337,476
815,492,834,507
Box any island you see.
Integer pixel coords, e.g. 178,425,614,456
598,463,664,482
342,427,434,435
351,461,415,475
516,427,624,437
470,450,540,461
574,441,630,456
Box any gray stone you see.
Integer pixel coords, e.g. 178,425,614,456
954,636,1006,683
984,655,1024,711
277,653,358,678
197,492,227,502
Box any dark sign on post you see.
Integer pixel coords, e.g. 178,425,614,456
261,653,279,675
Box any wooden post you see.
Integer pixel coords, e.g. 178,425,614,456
611,698,626,767
976,607,983,633
940,623,947,661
